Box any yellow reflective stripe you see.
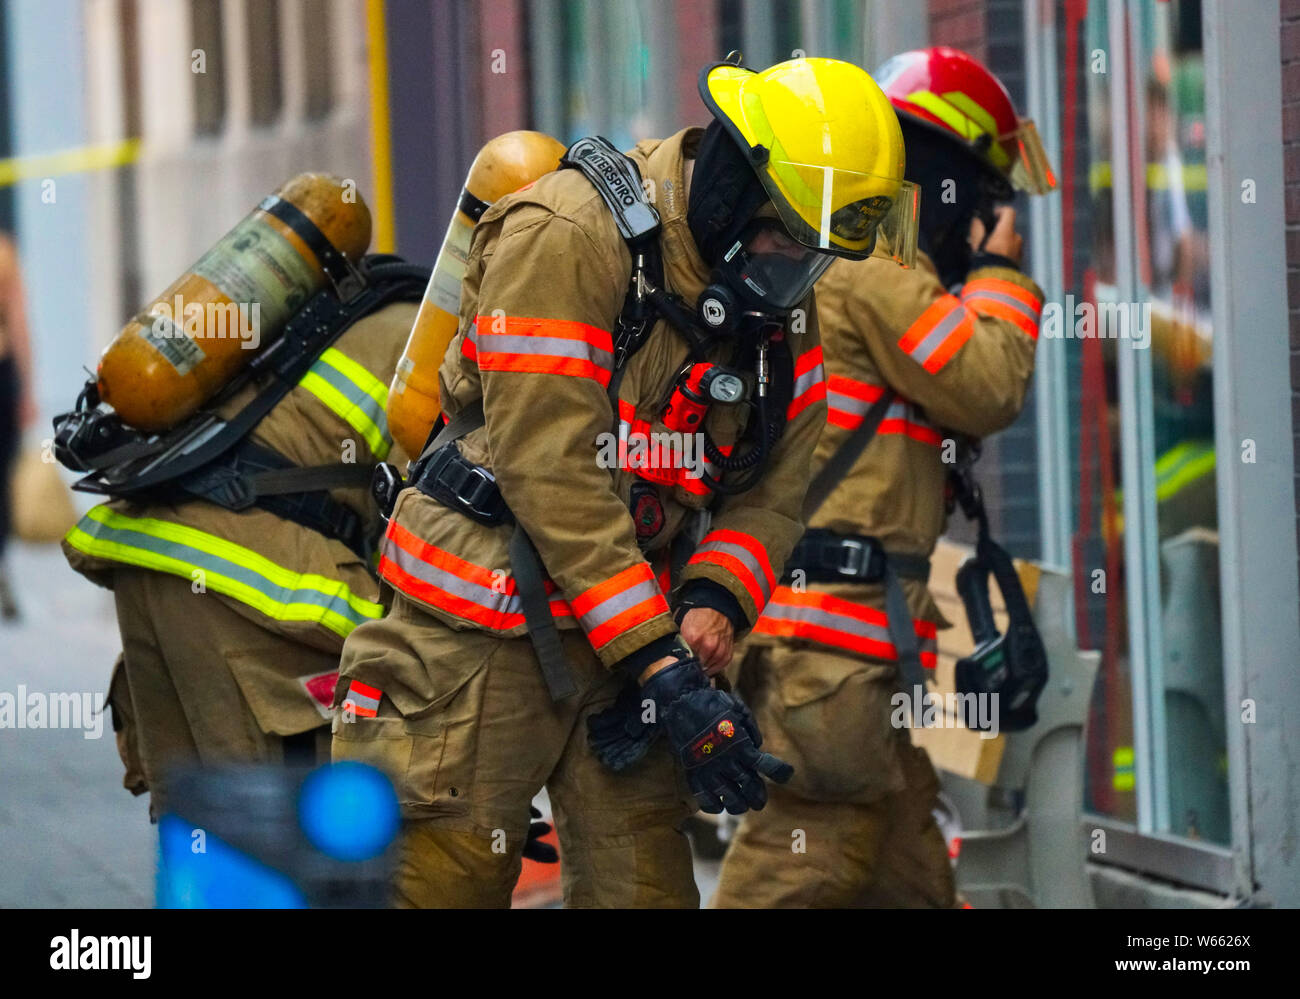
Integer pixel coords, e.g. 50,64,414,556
1154,439,1216,502
66,506,383,638
1090,161,1208,192
905,89,1010,169
298,346,391,459
944,91,998,137
1112,745,1135,791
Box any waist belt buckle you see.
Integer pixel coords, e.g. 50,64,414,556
836,536,887,582
458,465,495,510
836,538,867,578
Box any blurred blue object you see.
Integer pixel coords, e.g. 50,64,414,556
157,814,306,909
297,762,401,862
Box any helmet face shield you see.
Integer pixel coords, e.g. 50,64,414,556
753,158,918,265
698,58,912,263
1002,118,1057,195
719,218,836,312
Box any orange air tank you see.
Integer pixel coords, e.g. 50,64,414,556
97,173,371,431
386,131,566,458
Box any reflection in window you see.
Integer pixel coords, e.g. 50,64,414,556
302,0,334,121
1136,0,1223,846
191,0,225,136
246,0,284,127
1077,0,1225,845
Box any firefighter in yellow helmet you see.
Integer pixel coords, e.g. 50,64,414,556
61,181,424,818
331,56,915,908
712,47,1056,908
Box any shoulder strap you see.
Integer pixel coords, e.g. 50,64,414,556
559,136,660,244
801,388,896,521
560,136,665,378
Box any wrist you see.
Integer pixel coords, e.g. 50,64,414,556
615,633,690,681
968,250,1021,274
638,656,678,685
675,579,749,632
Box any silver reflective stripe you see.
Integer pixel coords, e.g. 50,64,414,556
577,576,663,632
305,354,389,441
760,599,893,645
382,536,523,622
692,538,772,602
792,360,825,401
906,301,968,365
345,686,380,712
827,392,932,432
72,511,377,631
476,332,614,371
963,288,1041,320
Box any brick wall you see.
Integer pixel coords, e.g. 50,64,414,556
929,0,989,62
1285,0,1300,580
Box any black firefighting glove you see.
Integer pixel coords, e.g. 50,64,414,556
587,675,662,772
522,806,558,864
641,657,793,815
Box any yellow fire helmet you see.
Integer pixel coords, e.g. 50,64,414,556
700,56,918,267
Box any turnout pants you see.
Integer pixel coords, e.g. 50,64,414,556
109,569,337,818
331,591,699,909
712,643,955,908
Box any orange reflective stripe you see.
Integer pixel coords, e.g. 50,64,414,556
471,315,614,387
787,345,827,421
825,375,942,447
687,529,775,609
898,295,975,373
342,680,381,717
572,562,670,650
962,277,1042,311
754,586,938,666
961,277,1042,340
379,521,572,630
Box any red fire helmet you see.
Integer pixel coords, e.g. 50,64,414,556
874,46,1057,195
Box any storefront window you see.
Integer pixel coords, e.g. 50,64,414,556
1078,0,1226,845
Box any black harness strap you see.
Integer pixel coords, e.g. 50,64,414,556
179,440,375,563
797,385,928,694
801,388,896,522
509,528,578,701
410,399,578,701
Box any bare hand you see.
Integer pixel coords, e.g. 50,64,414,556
679,607,734,677
969,206,1023,265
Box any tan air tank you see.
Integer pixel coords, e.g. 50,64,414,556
387,130,566,458
98,173,371,431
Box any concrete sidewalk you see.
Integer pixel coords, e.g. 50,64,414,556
0,539,154,907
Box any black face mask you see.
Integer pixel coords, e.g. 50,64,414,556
900,118,1011,288
687,120,771,271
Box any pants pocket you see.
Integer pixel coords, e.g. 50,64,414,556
775,649,907,803
333,605,499,820
107,653,149,797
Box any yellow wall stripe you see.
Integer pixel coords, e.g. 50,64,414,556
0,138,141,188
365,0,397,254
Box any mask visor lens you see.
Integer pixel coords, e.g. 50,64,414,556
730,222,835,310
